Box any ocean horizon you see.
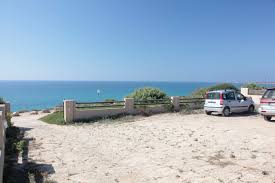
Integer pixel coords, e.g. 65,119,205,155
0,80,245,112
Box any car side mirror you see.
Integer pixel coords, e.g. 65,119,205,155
244,97,247,101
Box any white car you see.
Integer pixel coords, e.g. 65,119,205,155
204,90,255,116
259,88,275,121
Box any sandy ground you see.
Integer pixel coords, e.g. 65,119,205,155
13,112,275,183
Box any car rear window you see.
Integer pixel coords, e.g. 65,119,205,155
206,92,220,99
263,90,275,99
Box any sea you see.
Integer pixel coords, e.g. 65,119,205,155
0,81,245,112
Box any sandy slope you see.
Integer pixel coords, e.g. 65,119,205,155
13,112,275,183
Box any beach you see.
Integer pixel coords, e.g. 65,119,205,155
13,112,275,183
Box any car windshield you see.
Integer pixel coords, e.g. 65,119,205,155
263,90,275,99
236,93,244,100
206,92,220,99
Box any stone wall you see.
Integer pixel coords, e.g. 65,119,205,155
64,97,180,123
0,110,6,183
241,88,265,105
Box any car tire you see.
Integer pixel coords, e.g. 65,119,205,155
222,107,230,117
264,116,272,122
248,105,255,113
205,111,212,115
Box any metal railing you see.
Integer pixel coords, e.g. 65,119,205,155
76,101,125,110
179,97,205,110
134,98,171,106
73,97,205,111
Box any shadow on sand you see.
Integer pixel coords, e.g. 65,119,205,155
227,112,259,117
210,112,259,118
4,127,55,183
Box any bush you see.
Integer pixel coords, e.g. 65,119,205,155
191,88,209,98
0,97,4,104
6,112,13,127
5,126,23,155
207,83,239,91
192,83,239,97
4,125,28,183
127,87,168,101
243,83,263,90
16,140,27,153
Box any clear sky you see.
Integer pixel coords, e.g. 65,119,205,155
0,0,274,82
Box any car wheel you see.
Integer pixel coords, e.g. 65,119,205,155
223,107,230,117
248,105,255,113
264,116,272,122
205,111,212,115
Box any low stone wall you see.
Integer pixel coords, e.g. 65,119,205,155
74,108,127,121
134,105,167,115
64,97,180,123
0,110,6,183
241,88,265,105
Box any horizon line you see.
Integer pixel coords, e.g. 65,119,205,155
0,79,247,83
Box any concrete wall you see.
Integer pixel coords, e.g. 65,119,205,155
0,111,6,183
74,108,127,121
241,87,264,105
0,105,7,129
134,105,167,115
64,97,181,122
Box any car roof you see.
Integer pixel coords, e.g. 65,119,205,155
207,90,236,93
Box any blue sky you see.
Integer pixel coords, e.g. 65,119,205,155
0,0,275,82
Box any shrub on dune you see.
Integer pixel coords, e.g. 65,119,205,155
192,83,239,97
127,87,168,101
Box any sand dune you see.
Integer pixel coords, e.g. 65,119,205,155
13,112,275,183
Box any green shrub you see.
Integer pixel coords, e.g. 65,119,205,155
16,140,27,153
127,87,168,101
5,126,22,155
192,83,239,97
191,88,209,98
6,112,13,127
0,97,4,104
207,83,239,91
243,83,263,90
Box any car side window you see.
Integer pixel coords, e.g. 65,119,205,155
225,92,235,100
236,93,244,100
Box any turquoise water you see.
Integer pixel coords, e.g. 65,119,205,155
0,81,227,112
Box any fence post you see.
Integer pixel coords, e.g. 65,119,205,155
64,100,75,123
0,112,3,144
124,98,134,114
171,96,180,112
0,105,5,122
